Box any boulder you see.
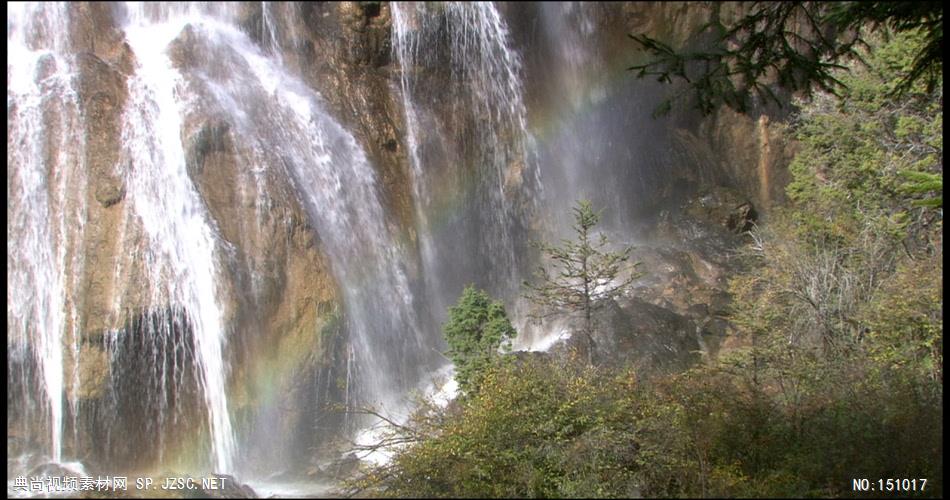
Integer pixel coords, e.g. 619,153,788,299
727,201,757,233
683,185,754,232
544,297,701,377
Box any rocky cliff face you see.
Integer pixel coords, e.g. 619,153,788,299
236,2,416,238
507,1,792,217
58,4,134,407
622,1,795,211
495,2,788,370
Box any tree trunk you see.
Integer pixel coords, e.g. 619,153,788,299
583,257,595,365
584,308,595,365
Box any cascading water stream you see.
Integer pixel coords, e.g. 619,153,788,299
7,2,84,465
538,2,605,234
243,40,430,417
126,2,442,451
533,2,673,236
117,1,441,470
391,3,443,317
392,2,540,308
260,2,280,58
120,4,238,473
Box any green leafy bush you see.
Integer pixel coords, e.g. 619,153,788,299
443,285,517,395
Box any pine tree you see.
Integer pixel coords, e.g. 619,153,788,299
628,2,943,116
443,285,517,395
523,200,642,364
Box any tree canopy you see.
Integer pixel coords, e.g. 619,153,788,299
628,1,943,115
443,285,517,395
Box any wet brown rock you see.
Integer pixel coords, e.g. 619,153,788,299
68,3,135,73
727,201,757,233
68,3,148,342
75,52,127,208
74,344,110,399
619,3,794,211
337,1,391,67
698,107,793,211
176,119,341,451
622,2,715,52
681,185,754,233
290,2,416,237
182,118,242,245
160,22,348,451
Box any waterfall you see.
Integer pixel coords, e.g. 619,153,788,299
391,4,441,316
536,2,612,235
7,3,84,464
10,1,445,477
170,13,434,417
120,5,238,472
260,2,280,58
8,0,595,483
392,2,539,309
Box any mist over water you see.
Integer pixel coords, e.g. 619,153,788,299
392,2,539,313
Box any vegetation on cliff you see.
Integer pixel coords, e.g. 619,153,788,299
346,26,941,499
628,2,942,115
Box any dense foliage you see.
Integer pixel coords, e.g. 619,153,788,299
350,357,641,498
629,1,943,115
443,285,517,395
348,27,941,499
